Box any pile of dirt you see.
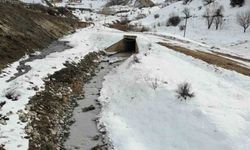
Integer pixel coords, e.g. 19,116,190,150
25,51,104,150
0,3,85,70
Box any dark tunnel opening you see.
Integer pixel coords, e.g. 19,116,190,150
123,38,136,53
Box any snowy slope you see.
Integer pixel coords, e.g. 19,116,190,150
99,34,250,150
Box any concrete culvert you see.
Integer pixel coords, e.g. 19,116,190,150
105,35,138,53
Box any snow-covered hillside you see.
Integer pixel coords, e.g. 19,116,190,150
1,0,250,149
131,0,250,58
99,33,250,150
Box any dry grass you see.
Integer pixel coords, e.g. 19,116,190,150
159,42,250,76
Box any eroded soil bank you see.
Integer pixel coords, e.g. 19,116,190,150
0,3,83,70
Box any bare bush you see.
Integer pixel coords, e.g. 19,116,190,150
167,15,181,26
237,10,250,33
183,0,192,5
176,82,194,100
203,0,214,5
230,0,245,7
154,14,160,19
214,6,224,30
144,77,160,90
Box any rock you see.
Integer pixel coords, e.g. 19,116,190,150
0,101,6,109
32,86,39,91
50,129,57,135
92,135,99,141
82,105,95,112
19,113,28,123
26,126,33,134
0,119,7,125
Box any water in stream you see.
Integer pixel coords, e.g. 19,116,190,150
64,53,130,150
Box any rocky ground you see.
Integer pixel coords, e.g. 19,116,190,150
24,51,104,150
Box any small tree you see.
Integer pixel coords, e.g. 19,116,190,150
203,2,223,30
203,7,215,29
182,8,191,37
237,10,250,33
214,6,224,30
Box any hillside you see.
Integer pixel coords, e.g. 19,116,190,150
131,0,250,58
0,0,250,150
0,3,79,70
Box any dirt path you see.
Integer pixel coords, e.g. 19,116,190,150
64,53,129,150
159,42,250,76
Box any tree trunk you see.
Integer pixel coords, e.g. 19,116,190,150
183,18,188,37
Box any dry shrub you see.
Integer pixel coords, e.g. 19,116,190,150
176,82,195,100
167,15,181,26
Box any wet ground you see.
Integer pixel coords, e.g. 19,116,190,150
64,53,130,150
7,41,71,82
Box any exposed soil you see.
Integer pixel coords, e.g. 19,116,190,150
26,51,103,150
211,51,250,63
159,42,250,76
0,3,84,71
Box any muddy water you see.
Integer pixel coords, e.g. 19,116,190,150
64,53,129,150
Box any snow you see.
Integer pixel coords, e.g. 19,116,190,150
99,34,250,150
1,0,250,149
131,0,250,59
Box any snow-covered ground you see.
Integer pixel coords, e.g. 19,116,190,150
1,0,250,149
99,34,250,150
131,0,250,59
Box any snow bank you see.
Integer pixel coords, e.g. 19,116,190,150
99,35,250,150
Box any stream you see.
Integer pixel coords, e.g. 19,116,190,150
64,53,131,150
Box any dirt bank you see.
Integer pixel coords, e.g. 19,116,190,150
0,3,85,70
